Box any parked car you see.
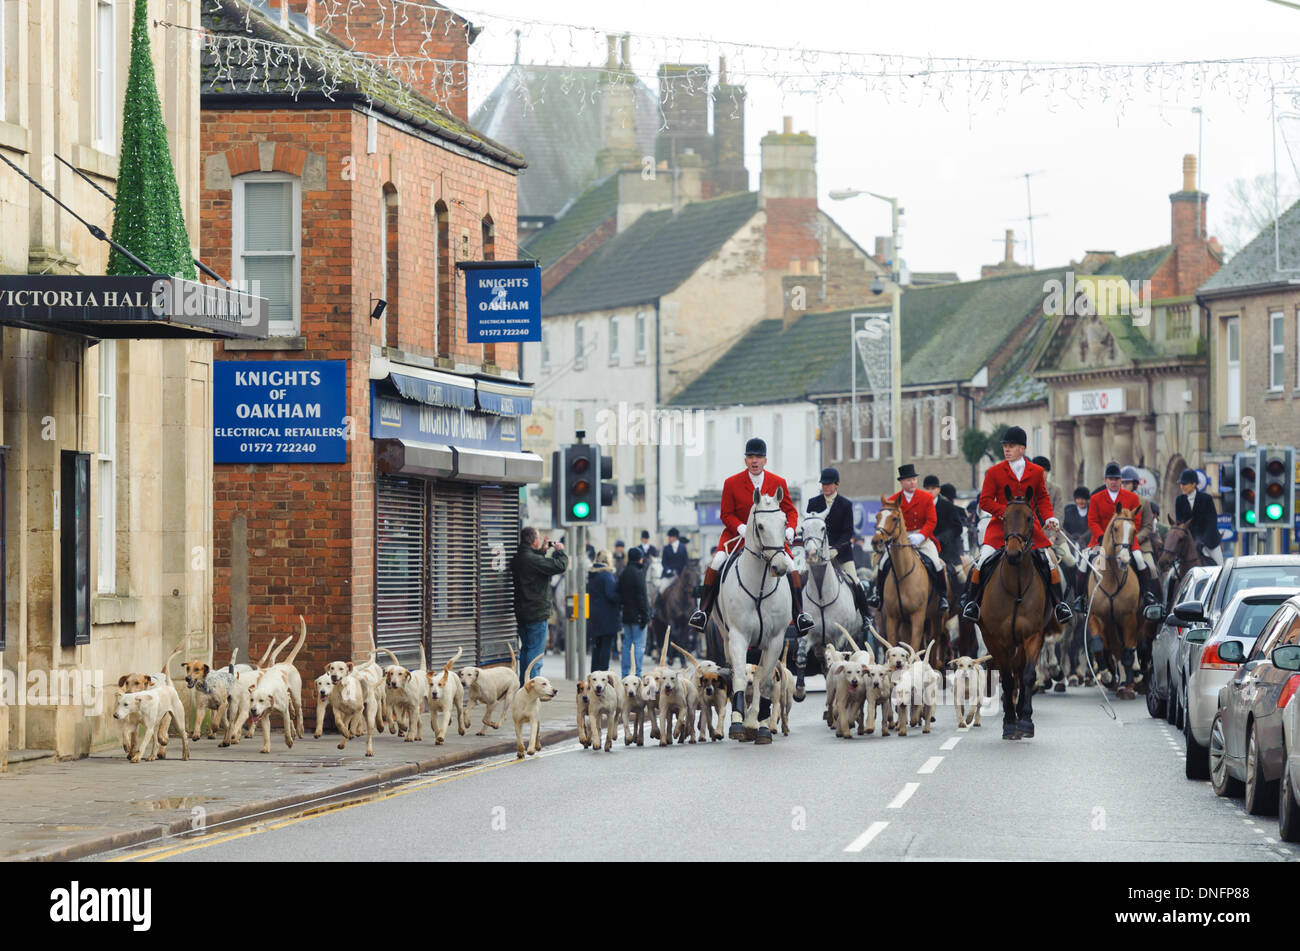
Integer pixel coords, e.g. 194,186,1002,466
1181,588,1298,781
1281,676,1300,842
1148,565,1219,721
1174,555,1300,629
1210,594,1300,815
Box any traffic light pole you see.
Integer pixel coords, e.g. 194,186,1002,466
565,525,577,680
575,525,588,681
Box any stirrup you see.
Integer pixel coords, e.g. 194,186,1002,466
937,596,949,612
961,599,980,622
867,591,882,609
1053,602,1074,624
795,613,814,634
688,609,707,631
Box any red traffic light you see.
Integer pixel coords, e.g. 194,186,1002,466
571,456,590,473
1241,466,1256,483
1267,459,1286,477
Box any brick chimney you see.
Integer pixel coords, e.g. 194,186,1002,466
656,64,712,168
674,150,704,211
710,57,748,196
1168,153,1218,295
761,116,818,271
596,35,641,177
313,0,475,121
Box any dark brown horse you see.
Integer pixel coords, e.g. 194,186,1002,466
977,486,1059,740
1155,519,1207,612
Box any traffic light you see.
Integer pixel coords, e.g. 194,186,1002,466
562,443,599,525
1234,448,1261,532
599,453,616,512
549,450,562,528
1218,460,1236,524
1259,446,1295,527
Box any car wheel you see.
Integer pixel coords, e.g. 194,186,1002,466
1147,672,1166,719
1210,712,1244,799
1165,675,1178,725
1280,765,1300,843
1185,707,1209,780
1244,723,1279,817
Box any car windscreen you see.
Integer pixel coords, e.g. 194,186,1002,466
1221,567,1300,607
1192,575,1215,602
1218,598,1291,647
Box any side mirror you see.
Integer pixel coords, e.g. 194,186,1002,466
1143,604,1165,621
1186,628,1210,645
1173,600,1206,623
1164,613,1179,627
1271,644,1300,672
1217,640,1246,664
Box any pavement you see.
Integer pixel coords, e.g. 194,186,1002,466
0,652,586,862
94,684,1300,863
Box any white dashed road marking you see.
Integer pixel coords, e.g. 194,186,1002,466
918,756,943,774
843,820,889,853
888,783,920,809
940,736,962,750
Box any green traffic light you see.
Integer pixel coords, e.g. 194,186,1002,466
1266,503,1284,521
572,501,590,519
1244,509,1256,525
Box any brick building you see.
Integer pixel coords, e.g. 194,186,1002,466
202,1,538,682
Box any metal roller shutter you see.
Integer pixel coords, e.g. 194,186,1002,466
478,486,521,665
429,483,478,668
375,475,426,667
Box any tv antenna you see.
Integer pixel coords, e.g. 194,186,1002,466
1019,170,1048,268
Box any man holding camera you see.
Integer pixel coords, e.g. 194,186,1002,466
512,526,569,685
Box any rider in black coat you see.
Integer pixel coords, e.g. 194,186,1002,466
805,467,872,622
1173,468,1224,566
660,528,689,578
931,480,965,567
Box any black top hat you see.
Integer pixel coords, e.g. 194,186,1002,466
1001,425,1028,446
819,466,840,484
922,474,940,488
1179,467,1198,485
1104,462,1122,479
744,437,767,455
897,463,918,480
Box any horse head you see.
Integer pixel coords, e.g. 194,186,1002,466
872,495,904,553
1157,519,1191,572
748,487,788,557
1104,505,1138,566
801,512,829,565
1001,484,1035,564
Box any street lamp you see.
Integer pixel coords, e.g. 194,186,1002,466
832,188,903,478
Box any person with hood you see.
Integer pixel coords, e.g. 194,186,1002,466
618,546,652,676
586,549,622,672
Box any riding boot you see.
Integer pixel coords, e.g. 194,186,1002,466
1035,550,1073,625
960,563,986,622
1133,561,1159,606
689,567,719,631
868,559,888,609
789,572,814,634
926,561,949,613
848,573,874,623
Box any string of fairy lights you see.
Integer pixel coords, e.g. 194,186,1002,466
182,0,1300,122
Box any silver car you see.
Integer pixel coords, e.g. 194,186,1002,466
1149,565,1219,724
1181,588,1300,780
1281,672,1300,842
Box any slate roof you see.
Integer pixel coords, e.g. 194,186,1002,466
471,65,660,220
541,191,761,316
201,0,523,169
980,317,1052,410
521,175,618,270
1199,199,1300,295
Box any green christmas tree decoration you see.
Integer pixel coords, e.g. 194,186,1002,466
107,0,195,279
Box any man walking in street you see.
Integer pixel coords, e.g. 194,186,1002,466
619,547,652,676
512,527,568,685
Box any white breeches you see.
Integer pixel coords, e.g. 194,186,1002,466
1204,545,1224,566
710,549,728,571
1081,547,1147,572
880,537,939,571
975,543,1057,569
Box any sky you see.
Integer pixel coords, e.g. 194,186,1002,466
454,0,1300,281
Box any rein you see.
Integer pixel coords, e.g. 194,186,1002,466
723,505,788,648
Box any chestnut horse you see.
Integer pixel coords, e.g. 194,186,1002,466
976,486,1058,740
872,496,947,669
1086,506,1145,699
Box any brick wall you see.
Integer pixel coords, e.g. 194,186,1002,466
541,215,616,294
764,197,819,271
1208,293,1300,454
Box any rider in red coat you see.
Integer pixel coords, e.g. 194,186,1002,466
1076,461,1158,609
867,463,949,613
959,425,1074,625
689,437,813,635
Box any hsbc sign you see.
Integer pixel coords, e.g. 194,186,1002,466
1067,387,1125,416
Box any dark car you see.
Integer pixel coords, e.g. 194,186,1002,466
1148,565,1219,722
1175,555,1300,629
1209,594,1300,816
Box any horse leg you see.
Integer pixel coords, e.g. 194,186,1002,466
1000,666,1019,740
1119,643,1138,701
1016,660,1036,738
748,638,782,741
793,634,810,702
726,629,752,741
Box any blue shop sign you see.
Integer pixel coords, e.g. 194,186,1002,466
697,502,722,527
460,261,541,343
1218,513,1236,544
852,499,882,534
214,360,347,463
371,384,520,451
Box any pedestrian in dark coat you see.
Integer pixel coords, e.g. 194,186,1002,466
512,527,568,684
586,550,622,672
618,547,652,676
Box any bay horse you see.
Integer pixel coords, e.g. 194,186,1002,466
713,488,794,744
977,485,1059,739
792,511,859,700
872,496,947,669
1155,519,1207,613
1086,506,1144,700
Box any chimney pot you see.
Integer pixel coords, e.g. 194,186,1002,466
1183,153,1196,192
606,35,618,69
621,34,631,68
1004,229,1015,265
718,56,728,85
783,116,793,135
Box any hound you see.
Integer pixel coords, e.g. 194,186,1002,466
425,647,468,744
862,663,895,735
328,661,380,757
113,684,190,763
510,654,558,758
891,643,936,736
459,641,519,735
182,647,252,746
671,643,728,742
576,680,592,748
621,675,649,746
117,641,185,695
948,653,992,728
659,664,699,745
270,617,309,739
828,658,869,739
583,670,624,753
772,645,796,736
821,645,848,729
640,635,674,741
248,663,299,754
380,645,430,742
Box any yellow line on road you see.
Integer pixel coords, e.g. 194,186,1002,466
111,745,571,862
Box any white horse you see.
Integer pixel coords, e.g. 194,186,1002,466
713,488,794,744
793,512,860,701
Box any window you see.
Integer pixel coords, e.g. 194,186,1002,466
97,341,116,593
913,400,925,457
771,413,783,461
382,186,398,347
608,316,620,365
635,444,645,481
635,311,648,362
705,420,716,484
540,327,551,370
1270,310,1284,391
574,321,586,370
95,0,117,152
675,443,685,486
1032,426,1043,457
234,174,301,336
1225,317,1240,423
